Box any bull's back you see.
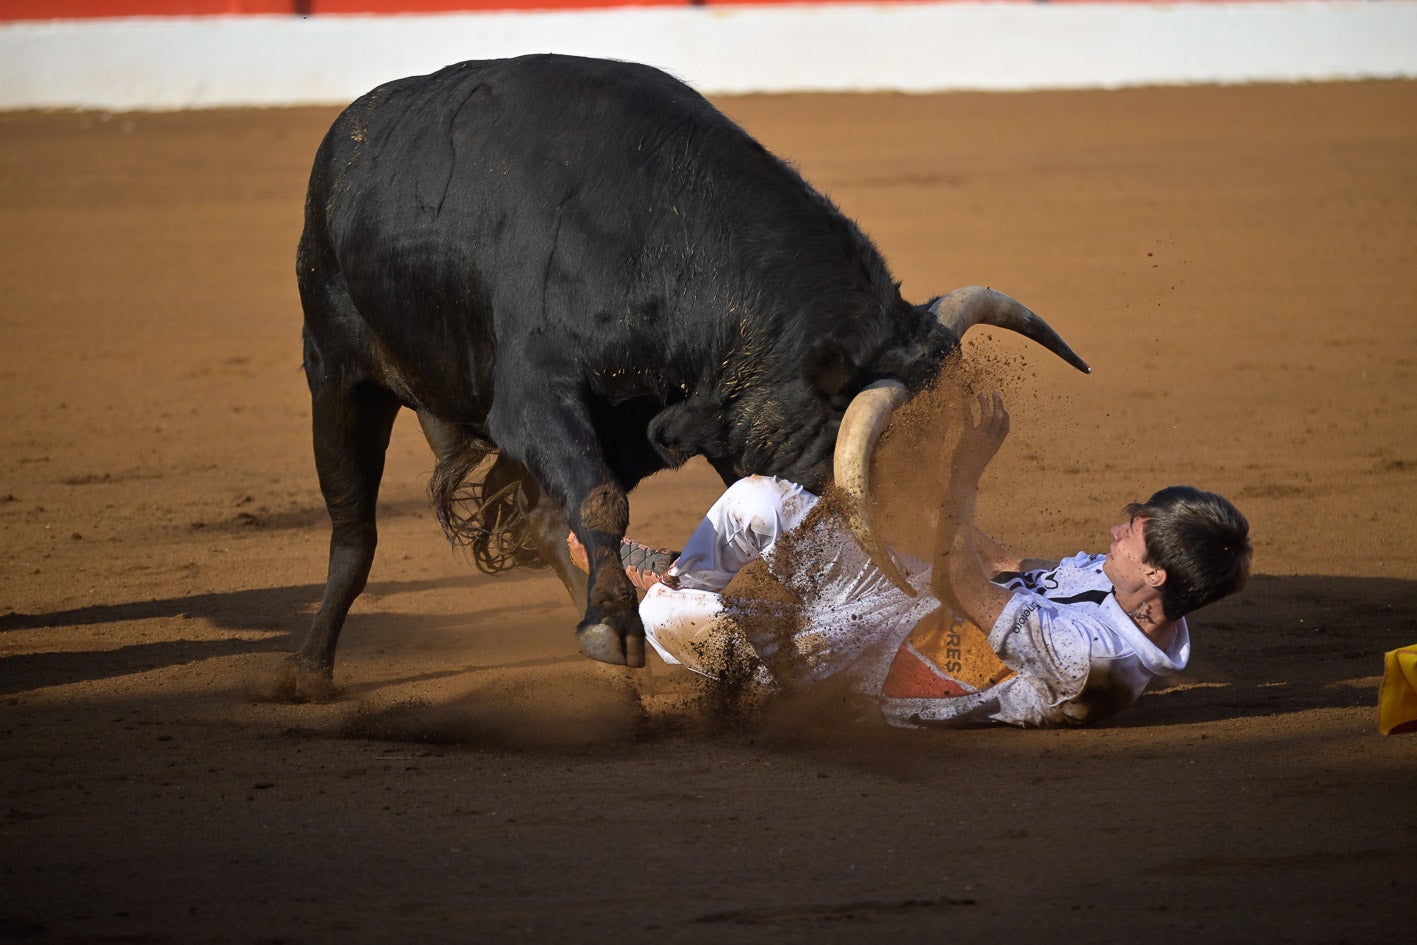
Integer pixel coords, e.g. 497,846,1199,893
304,56,861,407
312,58,726,316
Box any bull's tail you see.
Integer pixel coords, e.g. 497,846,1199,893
430,445,546,575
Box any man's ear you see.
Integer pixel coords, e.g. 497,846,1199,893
1145,566,1167,589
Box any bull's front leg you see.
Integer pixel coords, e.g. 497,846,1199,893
569,481,645,667
486,383,644,667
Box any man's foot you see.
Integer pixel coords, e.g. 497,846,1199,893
618,538,679,591
565,533,679,591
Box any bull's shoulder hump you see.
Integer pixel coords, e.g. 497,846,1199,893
341,54,699,117
330,55,726,151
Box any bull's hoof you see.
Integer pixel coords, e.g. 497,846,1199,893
266,655,338,703
578,623,646,668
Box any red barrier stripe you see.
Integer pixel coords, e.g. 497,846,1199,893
0,0,1315,22
0,0,1038,23
0,0,823,20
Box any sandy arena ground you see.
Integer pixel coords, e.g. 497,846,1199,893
2,81,1415,944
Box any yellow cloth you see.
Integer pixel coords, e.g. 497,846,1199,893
1378,644,1417,736
900,609,1012,692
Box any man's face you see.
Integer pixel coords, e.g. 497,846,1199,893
1103,514,1157,592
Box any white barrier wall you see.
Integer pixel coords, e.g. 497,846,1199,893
2,1,1415,110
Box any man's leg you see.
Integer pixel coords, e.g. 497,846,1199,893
666,475,816,591
566,475,816,680
639,583,732,672
640,476,815,679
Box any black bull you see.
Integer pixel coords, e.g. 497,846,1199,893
291,53,1087,696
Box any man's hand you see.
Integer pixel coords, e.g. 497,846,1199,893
936,391,1011,544
931,390,1016,632
953,391,1010,486
566,531,589,573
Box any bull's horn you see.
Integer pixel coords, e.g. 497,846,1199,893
833,379,917,597
931,286,1091,374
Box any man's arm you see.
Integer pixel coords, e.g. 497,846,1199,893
972,527,1059,577
940,515,1017,633
931,392,1017,631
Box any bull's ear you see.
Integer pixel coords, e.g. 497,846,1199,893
802,336,856,396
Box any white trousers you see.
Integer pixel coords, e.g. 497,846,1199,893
639,476,939,691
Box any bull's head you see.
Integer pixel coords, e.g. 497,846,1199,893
833,285,1090,595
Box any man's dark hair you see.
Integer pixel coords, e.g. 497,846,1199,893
1124,486,1251,620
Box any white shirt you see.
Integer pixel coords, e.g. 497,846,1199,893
642,477,1190,728
883,553,1191,727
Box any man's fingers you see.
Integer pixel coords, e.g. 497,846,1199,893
566,532,589,572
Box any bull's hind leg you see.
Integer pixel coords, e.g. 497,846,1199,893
519,485,590,606
417,410,588,604
290,373,401,700
505,468,589,606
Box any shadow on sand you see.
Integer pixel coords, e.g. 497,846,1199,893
0,577,458,695
2,573,1411,727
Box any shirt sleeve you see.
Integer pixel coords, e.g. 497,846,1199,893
987,590,1093,707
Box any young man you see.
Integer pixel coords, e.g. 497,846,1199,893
579,393,1252,727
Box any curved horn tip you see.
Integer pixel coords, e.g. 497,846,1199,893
833,379,916,597
935,286,1092,375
